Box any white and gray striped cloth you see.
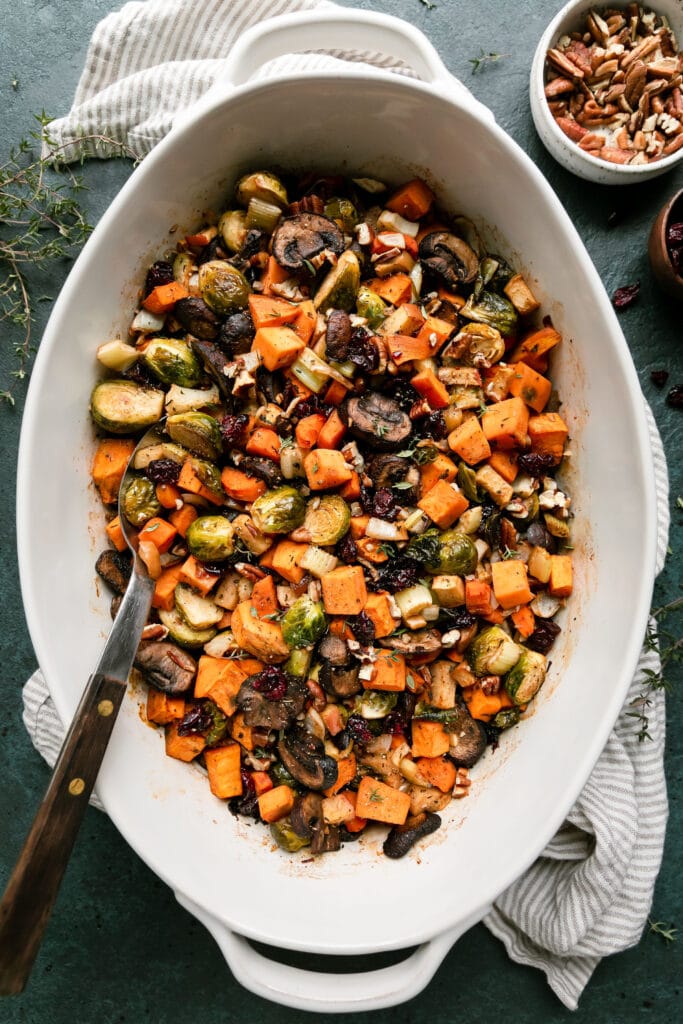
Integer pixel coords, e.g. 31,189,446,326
24,0,670,1010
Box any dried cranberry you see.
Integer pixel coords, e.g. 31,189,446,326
228,773,260,820
666,385,683,409
414,410,447,440
384,377,420,412
384,710,407,735
144,458,181,485
346,714,373,744
372,487,400,521
667,221,683,248
438,607,476,629
347,327,378,373
196,237,228,265
122,362,158,387
178,704,213,736
483,722,501,749
220,414,249,448
517,452,556,476
336,533,358,564
252,666,287,701
144,260,174,294
240,768,256,793
526,619,561,654
371,557,421,593
612,283,640,310
198,559,231,574
348,612,376,646
650,370,669,389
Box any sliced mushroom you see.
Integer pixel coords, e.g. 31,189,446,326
380,628,443,658
383,811,442,858
236,676,306,730
319,661,361,698
290,791,324,839
272,214,345,274
238,456,283,489
325,309,352,360
277,726,339,791
418,231,479,288
134,641,197,695
319,633,351,667
217,310,255,357
367,454,420,498
190,338,234,401
95,550,132,595
408,787,451,817
174,297,220,340
231,228,268,271
447,704,487,768
311,823,341,854
359,752,402,789
345,392,411,452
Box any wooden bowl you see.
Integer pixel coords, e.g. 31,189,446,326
649,188,683,302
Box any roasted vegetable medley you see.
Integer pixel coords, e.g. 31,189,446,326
91,169,574,859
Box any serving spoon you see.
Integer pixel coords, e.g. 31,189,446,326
0,423,167,995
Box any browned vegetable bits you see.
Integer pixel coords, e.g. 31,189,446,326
545,5,683,165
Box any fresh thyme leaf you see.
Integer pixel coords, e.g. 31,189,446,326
648,919,678,945
303,259,316,275
501,546,518,560
677,496,683,509
279,435,295,450
392,480,414,490
469,49,509,74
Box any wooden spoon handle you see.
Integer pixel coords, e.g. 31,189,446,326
0,672,127,995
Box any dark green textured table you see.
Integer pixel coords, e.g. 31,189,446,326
0,1,681,1020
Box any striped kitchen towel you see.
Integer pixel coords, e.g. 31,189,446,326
24,0,670,1010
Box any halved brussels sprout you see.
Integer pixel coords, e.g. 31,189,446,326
186,515,235,561
251,486,306,534
270,820,311,852
167,411,222,460
198,260,251,315
460,289,518,336
457,463,480,503
467,626,521,677
122,476,161,526
158,607,217,648
281,597,327,648
437,531,478,575
174,583,224,629
492,707,521,730
406,529,441,570
505,648,547,704
299,495,350,546
356,286,387,328
218,209,248,252
286,647,313,679
90,380,165,434
203,700,230,746
142,337,202,387
325,197,358,233
236,171,288,211
446,323,505,368
313,251,360,313
173,252,195,287
357,691,398,720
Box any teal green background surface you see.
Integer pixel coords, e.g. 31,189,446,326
0,1,681,1020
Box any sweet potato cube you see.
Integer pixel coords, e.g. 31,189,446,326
246,426,281,461
152,563,185,611
462,683,514,722
508,326,561,372
146,690,185,725
205,743,243,799
165,722,206,762
491,560,534,609
363,649,406,692
487,450,518,484
248,294,299,329
258,784,296,823
169,502,199,538
292,300,317,344
411,368,450,410
549,554,573,597
260,256,292,297
355,777,410,825
368,273,413,306
231,601,290,663
220,467,267,504
415,315,455,349
91,439,136,504
386,334,439,366
271,540,309,584
179,556,219,596
251,575,278,618
321,565,368,615
195,655,249,703
230,711,254,751
142,281,188,314
138,517,178,553
316,409,347,450
481,397,529,450
251,771,273,796
105,516,128,553
511,605,536,639
507,362,552,413
527,412,569,461
177,459,223,505
418,479,469,529
416,756,457,793
304,449,353,490
253,325,305,371
386,178,435,221
323,753,357,797
364,592,399,638
411,720,450,759
448,416,491,465
465,579,495,617
419,452,458,496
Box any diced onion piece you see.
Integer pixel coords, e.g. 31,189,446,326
131,308,166,333
96,339,139,372
165,383,221,416
400,758,430,786
138,539,161,580
377,209,420,237
474,538,490,560
403,509,430,534
376,231,406,250
458,507,483,534
352,177,387,194
422,604,440,622
300,545,339,578
409,262,423,300
365,518,409,541
394,584,433,620
530,592,562,619
203,630,239,657
280,442,306,480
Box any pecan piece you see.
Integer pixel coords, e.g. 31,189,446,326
547,48,584,79
555,115,588,141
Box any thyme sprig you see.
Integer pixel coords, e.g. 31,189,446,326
0,114,135,404
628,596,682,742
469,50,509,74
648,919,678,945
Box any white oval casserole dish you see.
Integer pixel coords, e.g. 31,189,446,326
16,8,657,1014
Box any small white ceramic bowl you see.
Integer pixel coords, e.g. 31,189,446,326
530,0,683,184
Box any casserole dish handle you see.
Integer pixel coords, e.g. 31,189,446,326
175,8,494,126
176,894,487,1013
